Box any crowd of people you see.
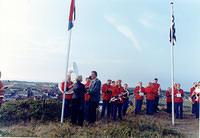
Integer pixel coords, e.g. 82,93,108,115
60,71,200,126
0,71,199,127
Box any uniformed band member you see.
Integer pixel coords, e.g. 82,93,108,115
112,80,124,121
88,71,101,124
71,75,86,126
145,82,155,115
134,82,145,115
165,87,172,113
110,80,116,117
174,83,184,119
84,77,91,121
190,82,197,114
61,75,74,119
0,71,6,108
194,83,200,118
101,79,112,118
152,78,161,112
122,83,129,116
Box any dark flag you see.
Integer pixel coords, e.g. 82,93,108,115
170,14,176,45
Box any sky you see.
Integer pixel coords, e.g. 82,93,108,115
0,0,199,91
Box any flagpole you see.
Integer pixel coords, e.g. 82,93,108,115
61,29,72,124
170,1,175,126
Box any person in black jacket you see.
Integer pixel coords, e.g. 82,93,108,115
71,75,86,126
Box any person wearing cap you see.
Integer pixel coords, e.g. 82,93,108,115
174,83,184,119
84,77,91,121
152,78,161,112
166,87,172,113
134,82,145,115
101,79,112,118
190,82,197,114
61,75,74,119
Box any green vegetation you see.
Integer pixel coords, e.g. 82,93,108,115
0,99,183,137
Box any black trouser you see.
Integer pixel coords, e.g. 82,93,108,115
71,99,84,126
64,99,72,119
154,97,159,112
166,102,172,113
89,101,99,123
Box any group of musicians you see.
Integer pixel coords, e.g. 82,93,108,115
190,82,200,118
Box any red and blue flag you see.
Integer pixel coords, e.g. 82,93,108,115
68,0,76,31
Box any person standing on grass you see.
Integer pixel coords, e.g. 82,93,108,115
122,83,130,116
0,71,6,108
88,71,101,124
84,77,91,121
195,82,200,118
134,82,145,115
71,75,86,126
174,83,184,119
145,82,155,115
166,87,172,113
152,78,161,113
61,75,74,119
101,79,112,119
112,80,124,121
190,82,197,114
110,80,116,117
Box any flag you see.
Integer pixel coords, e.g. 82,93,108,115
68,0,76,31
170,14,176,45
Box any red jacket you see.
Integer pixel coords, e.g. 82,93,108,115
0,81,3,89
102,84,112,100
134,86,145,100
84,82,90,101
174,89,184,103
152,83,160,97
145,86,155,100
165,91,172,103
0,81,4,103
112,86,124,103
190,87,196,103
61,81,73,100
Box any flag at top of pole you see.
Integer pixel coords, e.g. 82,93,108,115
170,2,176,46
68,0,76,31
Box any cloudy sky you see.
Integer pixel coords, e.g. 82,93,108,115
0,0,199,90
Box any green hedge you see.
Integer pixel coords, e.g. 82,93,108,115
0,99,62,126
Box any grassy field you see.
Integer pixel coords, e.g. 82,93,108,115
0,98,198,137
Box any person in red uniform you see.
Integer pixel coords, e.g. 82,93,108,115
101,79,112,118
134,82,145,115
174,83,184,119
166,87,172,113
61,75,73,119
145,82,155,115
122,83,130,116
195,83,200,118
110,80,116,117
112,80,124,121
0,71,6,108
152,78,161,112
190,82,197,114
84,77,91,121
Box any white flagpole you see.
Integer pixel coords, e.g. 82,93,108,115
61,29,72,124
170,2,175,126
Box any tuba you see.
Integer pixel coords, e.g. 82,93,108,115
59,62,79,94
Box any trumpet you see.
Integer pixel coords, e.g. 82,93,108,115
109,89,133,103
